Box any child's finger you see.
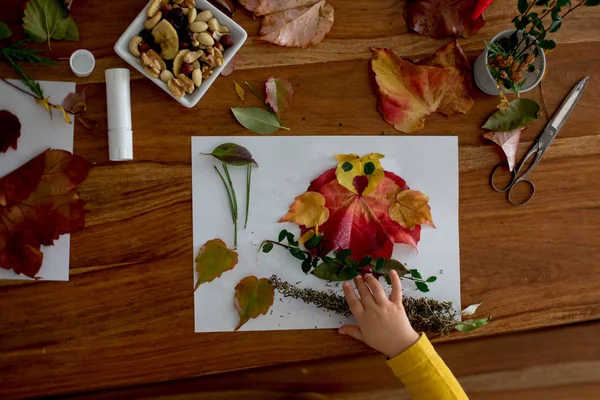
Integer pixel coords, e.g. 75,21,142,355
338,325,366,342
354,276,376,308
343,282,364,316
364,274,388,304
389,270,403,304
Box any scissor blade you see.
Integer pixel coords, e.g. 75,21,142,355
538,77,589,149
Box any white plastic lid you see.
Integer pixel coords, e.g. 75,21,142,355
108,128,133,161
69,50,95,77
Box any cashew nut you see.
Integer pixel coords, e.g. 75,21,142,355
144,11,162,30
212,31,223,42
207,18,220,33
147,0,162,18
191,40,200,47
129,36,143,57
196,10,213,22
190,21,208,33
188,7,197,24
160,69,174,83
197,32,214,46
184,0,195,9
192,69,202,87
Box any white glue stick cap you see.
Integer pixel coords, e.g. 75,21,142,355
70,49,95,77
105,68,133,161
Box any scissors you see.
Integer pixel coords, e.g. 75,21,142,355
490,76,589,206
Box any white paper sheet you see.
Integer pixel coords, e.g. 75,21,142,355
192,136,460,332
0,79,76,281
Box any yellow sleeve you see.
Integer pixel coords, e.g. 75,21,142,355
386,333,468,400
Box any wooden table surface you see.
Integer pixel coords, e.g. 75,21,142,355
1,0,599,398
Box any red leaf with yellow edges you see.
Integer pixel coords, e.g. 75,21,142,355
371,41,474,133
0,110,21,154
194,238,238,290
0,149,91,278
300,168,421,261
403,0,485,40
234,275,274,330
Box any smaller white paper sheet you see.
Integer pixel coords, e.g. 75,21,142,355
192,136,460,332
0,80,76,281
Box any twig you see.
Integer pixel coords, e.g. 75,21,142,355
260,239,312,256
222,163,238,247
214,165,237,247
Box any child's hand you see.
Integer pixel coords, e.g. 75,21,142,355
339,270,419,358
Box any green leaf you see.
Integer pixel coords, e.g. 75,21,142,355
379,259,409,276
301,258,312,274
23,0,79,50
426,276,437,283
549,20,561,32
518,0,529,13
231,107,285,135
534,0,548,5
345,258,359,269
313,261,359,281
202,143,258,166
584,0,599,5
415,282,429,292
527,64,536,72
311,258,319,268
304,234,322,250
278,230,288,242
289,248,306,260
375,258,385,271
482,99,541,131
234,275,274,331
538,39,556,50
321,256,333,264
363,162,375,175
342,161,353,172
551,8,562,21
194,239,238,290
286,232,298,246
455,317,492,332
359,256,372,268
0,22,12,40
385,275,392,285
410,269,422,279
261,242,274,253
336,249,351,260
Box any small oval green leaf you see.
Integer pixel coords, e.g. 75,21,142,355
301,258,312,274
231,107,283,135
304,234,322,250
0,22,12,40
278,230,288,242
415,282,429,292
359,256,372,268
410,269,422,279
262,242,274,253
426,276,437,283
289,248,306,260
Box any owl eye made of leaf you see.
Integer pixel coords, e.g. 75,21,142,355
334,153,384,195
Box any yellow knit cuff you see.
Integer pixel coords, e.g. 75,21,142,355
386,333,435,376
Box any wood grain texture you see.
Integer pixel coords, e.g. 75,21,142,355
1,0,600,398
64,322,600,399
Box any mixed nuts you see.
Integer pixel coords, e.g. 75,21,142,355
129,0,235,98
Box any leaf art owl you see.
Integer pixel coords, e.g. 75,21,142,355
280,153,435,261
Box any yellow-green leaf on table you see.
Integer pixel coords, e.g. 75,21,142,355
0,22,12,40
194,239,238,290
202,143,258,166
231,107,285,134
265,76,294,118
234,81,245,102
482,99,540,132
234,275,274,330
23,0,79,50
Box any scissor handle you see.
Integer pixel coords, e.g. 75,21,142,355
507,178,536,206
490,162,516,193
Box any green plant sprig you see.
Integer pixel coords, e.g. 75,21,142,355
1,41,53,100
260,230,437,293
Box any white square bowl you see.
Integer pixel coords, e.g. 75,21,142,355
114,0,247,108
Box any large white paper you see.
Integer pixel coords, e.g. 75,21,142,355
192,136,460,332
0,80,76,281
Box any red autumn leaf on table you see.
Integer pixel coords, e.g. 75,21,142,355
371,40,474,133
0,110,21,154
403,0,485,39
299,164,421,261
0,149,91,278
234,275,274,330
239,0,260,12
484,127,524,171
265,76,294,118
253,0,319,15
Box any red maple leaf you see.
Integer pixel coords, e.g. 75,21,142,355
0,149,91,278
0,110,21,154
302,168,421,261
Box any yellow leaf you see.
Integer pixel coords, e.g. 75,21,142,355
335,153,385,196
194,239,238,290
280,191,329,228
34,96,51,112
53,104,72,124
299,230,316,244
388,190,435,230
234,81,245,102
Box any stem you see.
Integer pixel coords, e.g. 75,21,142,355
222,163,238,247
561,0,586,19
260,240,312,256
244,165,251,229
214,165,237,246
